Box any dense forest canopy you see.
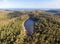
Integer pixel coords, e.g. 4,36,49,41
0,10,60,44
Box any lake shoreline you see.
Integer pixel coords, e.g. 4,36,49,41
24,18,34,35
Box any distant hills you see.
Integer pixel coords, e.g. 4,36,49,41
0,8,42,11
0,8,58,11
0,8,60,16
46,9,60,13
46,9,60,16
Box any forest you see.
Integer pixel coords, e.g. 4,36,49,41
0,10,60,44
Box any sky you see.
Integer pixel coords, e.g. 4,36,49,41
0,0,60,9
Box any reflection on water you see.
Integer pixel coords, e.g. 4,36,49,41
24,19,34,35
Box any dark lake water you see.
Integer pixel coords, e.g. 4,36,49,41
24,18,34,35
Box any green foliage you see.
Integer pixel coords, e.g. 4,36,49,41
0,17,26,44
0,11,28,44
24,12,60,44
0,10,60,44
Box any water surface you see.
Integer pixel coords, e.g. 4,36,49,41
24,18,34,35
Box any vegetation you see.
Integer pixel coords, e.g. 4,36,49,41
0,10,60,44
24,12,60,44
0,10,28,44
